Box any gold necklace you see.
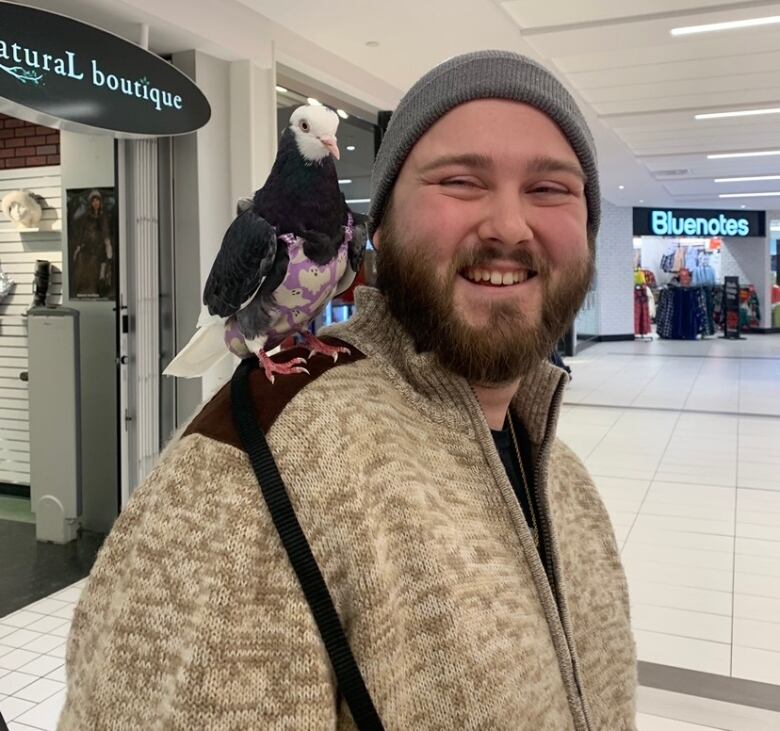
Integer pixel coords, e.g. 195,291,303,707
507,413,540,547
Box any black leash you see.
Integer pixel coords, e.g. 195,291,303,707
231,357,385,730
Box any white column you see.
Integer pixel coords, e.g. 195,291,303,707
595,200,634,337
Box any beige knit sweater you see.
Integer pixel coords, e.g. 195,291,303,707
59,287,636,730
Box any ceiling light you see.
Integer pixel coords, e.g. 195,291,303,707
346,198,371,204
639,199,644,203
307,97,322,106
337,109,349,119
719,191,780,198
707,150,780,159
346,145,356,151
741,205,747,209
671,15,780,36
275,85,288,93
696,107,780,120
338,179,352,185
715,174,780,183
619,185,625,190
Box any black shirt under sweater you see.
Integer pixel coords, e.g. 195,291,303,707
491,415,551,580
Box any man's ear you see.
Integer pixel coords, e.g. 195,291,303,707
371,227,382,251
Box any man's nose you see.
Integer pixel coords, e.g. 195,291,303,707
476,190,533,246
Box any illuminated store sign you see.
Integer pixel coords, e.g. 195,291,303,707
633,207,765,238
0,1,210,136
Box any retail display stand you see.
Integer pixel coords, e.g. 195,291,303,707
721,276,745,340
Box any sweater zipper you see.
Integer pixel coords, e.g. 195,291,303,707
535,379,593,731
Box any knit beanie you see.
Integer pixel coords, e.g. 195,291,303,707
369,50,600,241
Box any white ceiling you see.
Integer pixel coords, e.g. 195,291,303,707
21,0,780,212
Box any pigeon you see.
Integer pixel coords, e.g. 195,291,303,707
163,104,367,382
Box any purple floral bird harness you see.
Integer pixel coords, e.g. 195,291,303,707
225,213,354,357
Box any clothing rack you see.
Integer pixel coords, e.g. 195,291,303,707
656,285,717,340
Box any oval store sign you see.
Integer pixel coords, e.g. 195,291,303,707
0,2,210,137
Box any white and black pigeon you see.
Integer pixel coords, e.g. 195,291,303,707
163,105,367,382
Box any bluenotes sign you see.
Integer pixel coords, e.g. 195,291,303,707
0,1,210,136
633,206,765,238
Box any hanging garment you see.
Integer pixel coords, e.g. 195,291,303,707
712,286,724,326
656,289,674,338
634,286,651,335
673,246,686,272
645,286,656,320
641,269,657,288
739,287,761,328
694,287,714,336
685,246,700,271
660,244,677,273
692,265,716,287
657,286,712,340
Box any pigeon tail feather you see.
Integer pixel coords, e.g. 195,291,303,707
163,320,230,378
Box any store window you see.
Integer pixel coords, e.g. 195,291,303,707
633,207,767,339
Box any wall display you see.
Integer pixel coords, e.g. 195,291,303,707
67,187,116,300
0,1,210,136
633,207,765,238
1,189,42,228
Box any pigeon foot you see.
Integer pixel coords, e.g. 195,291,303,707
256,351,310,384
298,331,351,362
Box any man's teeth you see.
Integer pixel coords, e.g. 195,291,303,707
462,268,531,285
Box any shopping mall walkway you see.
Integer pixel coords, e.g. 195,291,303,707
1,334,779,729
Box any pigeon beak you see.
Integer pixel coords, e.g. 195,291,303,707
318,135,340,160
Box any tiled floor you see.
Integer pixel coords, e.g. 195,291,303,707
559,334,780,688
2,333,778,729
0,582,80,730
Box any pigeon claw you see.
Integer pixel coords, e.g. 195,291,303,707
256,351,311,384
299,331,351,363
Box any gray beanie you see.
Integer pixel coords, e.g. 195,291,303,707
369,50,600,241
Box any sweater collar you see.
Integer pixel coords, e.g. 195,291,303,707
321,286,567,445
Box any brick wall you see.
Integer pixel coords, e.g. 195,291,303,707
0,114,60,170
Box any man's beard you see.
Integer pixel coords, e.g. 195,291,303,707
375,213,594,386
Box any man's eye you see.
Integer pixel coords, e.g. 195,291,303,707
532,185,569,194
442,178,476,187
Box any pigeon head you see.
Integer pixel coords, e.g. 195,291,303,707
289,105,340,162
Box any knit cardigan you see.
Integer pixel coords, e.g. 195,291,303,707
59,287,636,730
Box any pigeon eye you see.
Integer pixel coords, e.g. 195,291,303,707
300,120,310,132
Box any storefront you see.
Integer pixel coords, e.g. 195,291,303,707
632,206,770,340
0,3,209,543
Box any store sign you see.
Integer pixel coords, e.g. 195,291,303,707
633,207,765,238
0,2,210,137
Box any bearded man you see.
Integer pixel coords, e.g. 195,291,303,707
60,51,636,731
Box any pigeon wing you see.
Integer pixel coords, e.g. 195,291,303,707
203,209,278,317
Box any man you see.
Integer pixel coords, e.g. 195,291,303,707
59,50,636,730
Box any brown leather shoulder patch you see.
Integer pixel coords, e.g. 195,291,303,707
183,337,365,451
